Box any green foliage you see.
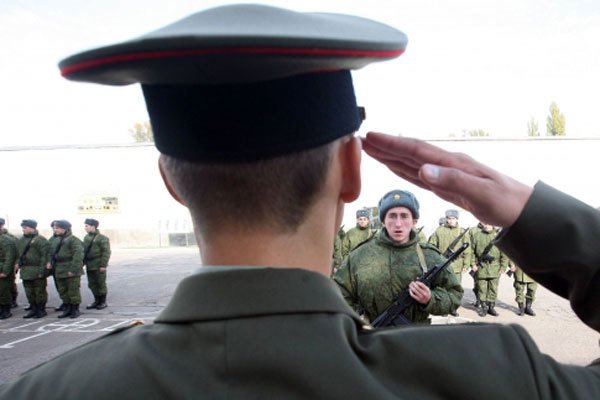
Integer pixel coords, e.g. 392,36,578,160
129,121,154,142
463,128,490,137
546,102,566,136
527,117,540,136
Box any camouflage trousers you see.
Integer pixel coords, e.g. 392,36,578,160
514,280,538,303
475,277,499,302
0,277,13,305
55,276,81,305
23,278,48,305
86,269,107,297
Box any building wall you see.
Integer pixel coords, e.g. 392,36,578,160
2,138,598,246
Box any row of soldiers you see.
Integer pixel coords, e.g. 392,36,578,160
333,207,538,321
0,217,111,320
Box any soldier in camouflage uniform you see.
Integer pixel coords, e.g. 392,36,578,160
16,219,49,318
428,209,470,316
334,190,463,324
509,261,538,316
47,220,84,318
47,221,64,311
82,218,111,310
341,209,374,259
469,222,508,317
331,226,345,276
0,218,18,319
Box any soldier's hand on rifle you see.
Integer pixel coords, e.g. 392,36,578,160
408,281,431,305
46,262,52,269
471,264,478,272
362,132,533,228
510,264,517,272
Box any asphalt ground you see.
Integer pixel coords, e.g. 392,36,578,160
1,247,598,385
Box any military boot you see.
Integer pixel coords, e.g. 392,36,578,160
524,300,536,316
95,295,107,310
517,302,525,316
23,304,38,319
477,302,488,317
35,303,47,318
70,304,81,319
57,304,72,318
0,305,12,319
487,302,499,316
55,303,67,312
86,296,99,310
24,304,32,311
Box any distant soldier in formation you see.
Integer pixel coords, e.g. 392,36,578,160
509,261,538,316
16,219,49,318
428,209,470,316
341,209,374,260
331,225,345,275
82,218,111,310
0,218,18,319
334,190,463,324
469,222,508,317
47,220,84,318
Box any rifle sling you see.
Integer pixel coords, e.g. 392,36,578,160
19,237,35,266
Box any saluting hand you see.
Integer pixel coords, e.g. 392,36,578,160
361,132,533,228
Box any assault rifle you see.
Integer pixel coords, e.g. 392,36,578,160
371,243,469,328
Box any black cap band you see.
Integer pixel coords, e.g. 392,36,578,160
143,70,361,162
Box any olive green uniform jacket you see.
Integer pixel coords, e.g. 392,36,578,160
83,230,111,270
1,182,599,399
341,225,373,259
48,230,84,278
468,224,509,278
334,229,463,323
0,230,17,279
428,224,470,273
16,232,49,280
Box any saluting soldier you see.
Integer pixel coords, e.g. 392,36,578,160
16,219,49,318
82,218,111,310
509,261,538,316
47,220,84,318
469,222,508,317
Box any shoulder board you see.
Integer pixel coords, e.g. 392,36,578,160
352,234,376,252
419,241,441,254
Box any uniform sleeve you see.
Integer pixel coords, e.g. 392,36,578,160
0,238,17,275
70,238,84,270
332,258,362,314
38,238,50,269
498,181,600,332
341,234,351,260
99,236,111,267
423,252,464,315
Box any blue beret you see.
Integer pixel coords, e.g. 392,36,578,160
58,4,407,162
54,220,72,230
21,219,38,229
378,190,420,221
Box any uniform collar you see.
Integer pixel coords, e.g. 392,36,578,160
155,267,365,328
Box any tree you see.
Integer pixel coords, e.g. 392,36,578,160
463,128,490,137
546,102,566,136
527,117,540,137
129,121,154,142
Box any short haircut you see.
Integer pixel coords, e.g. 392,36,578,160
160,141,335,236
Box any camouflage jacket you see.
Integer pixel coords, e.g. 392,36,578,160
341,225,374,259
0,230,17,277
16,231,49,280
334,229,463,324
428,224,470,273
510,263,536,283
48,230,84,278
83,230,111,270
468,225,508,279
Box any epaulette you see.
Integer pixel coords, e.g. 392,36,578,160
419,241,442,254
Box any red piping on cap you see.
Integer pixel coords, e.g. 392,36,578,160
60,46,405,77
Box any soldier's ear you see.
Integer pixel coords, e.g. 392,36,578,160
158,157,187,206
339,136,361,203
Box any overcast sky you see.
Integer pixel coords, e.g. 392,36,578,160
1,0,600,148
